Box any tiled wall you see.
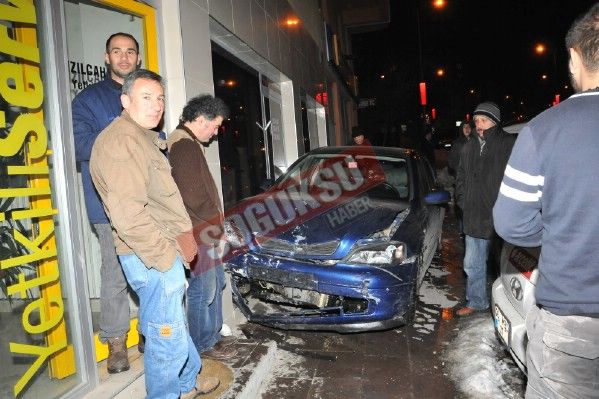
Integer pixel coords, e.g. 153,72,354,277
204,0,326,99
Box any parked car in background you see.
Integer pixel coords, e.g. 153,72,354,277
224,146,450,332
491,243,540,373
503,122,526,135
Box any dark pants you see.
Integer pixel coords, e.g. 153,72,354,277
93,223,130,342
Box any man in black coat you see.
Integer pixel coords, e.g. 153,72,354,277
448,120,473,237
448,120,473,176
455,102,515,317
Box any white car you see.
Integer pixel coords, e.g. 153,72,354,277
491,243,540,373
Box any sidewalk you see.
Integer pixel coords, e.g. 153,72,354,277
83,336,276,399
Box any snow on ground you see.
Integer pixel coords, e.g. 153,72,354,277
258,342,312,396
444,315,526,398
410,263,459,336
413,258,525,397
419,278,459,309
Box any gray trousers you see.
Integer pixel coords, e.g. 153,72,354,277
525,305,599,399
92,223,130,342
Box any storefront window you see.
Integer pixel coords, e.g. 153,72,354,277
0,1,85,397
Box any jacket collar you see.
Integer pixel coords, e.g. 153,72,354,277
177,124,208,155
177,123,202,144
121,110,166,151
479,125,499,141
105,74,123,91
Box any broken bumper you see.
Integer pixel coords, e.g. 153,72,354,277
226,253,418,332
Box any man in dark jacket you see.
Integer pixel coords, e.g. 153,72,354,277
448,120,472,176
71,32,141,373
455,102,515,317
448,120,473,237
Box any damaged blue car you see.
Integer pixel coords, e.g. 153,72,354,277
223,146,450,332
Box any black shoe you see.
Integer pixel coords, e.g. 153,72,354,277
202,340,237,360
137,334,145,354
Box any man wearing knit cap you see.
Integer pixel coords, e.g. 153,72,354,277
455,101,515,317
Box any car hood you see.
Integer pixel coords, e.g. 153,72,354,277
250,193,409,259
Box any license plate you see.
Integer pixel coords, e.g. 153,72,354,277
494,304,510,346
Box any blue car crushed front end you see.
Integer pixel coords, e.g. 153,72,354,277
222,146,448,332
225,199,421,332
227,252,418,332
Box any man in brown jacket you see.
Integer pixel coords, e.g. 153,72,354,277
167,95,237,362
90,69,219,398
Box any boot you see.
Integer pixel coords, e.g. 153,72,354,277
137,333,145,354
180,376,220,398
106,335,130,374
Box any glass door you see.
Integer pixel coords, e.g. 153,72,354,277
260,76,284,178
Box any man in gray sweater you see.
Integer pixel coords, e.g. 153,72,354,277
493,3,599,397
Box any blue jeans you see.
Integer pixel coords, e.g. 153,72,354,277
119,254,200,399
187,262,225,353
463,235,491,310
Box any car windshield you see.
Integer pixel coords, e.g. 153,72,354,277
275,153,409,200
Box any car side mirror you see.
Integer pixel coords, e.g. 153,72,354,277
424,189,450,205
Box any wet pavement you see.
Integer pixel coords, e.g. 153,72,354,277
236,205,527,399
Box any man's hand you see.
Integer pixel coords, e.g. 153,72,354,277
176,230,197,263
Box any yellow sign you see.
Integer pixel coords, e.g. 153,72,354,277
0,0,73,396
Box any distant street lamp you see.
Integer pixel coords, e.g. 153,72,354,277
534,43,546,55
435,68,445,77
534,41,560,104
416,0,447,132
432,0,446,9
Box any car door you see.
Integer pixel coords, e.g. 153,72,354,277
417,157,442,285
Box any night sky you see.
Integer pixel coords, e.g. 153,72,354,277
352,0,598,140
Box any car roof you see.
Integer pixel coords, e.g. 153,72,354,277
307,146,418,159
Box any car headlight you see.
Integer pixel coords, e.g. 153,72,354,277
369,209,410,239
223,219,251,248
346,242,407,265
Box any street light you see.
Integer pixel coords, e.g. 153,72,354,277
534,43,546,55
416,0,447,132
534,41,560,105
432,0,446,9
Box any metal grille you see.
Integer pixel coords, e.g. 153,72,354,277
258,238,340,256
